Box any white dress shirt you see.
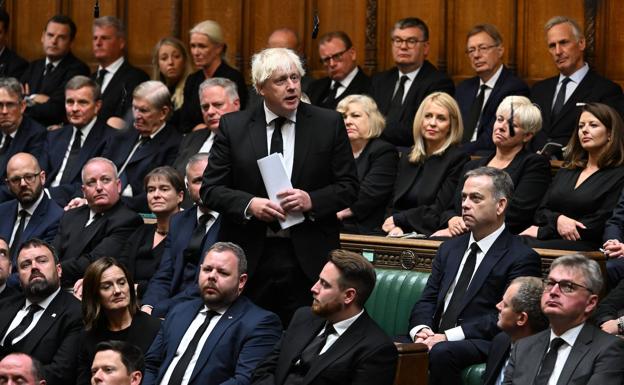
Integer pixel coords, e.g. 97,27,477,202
1,288,60,346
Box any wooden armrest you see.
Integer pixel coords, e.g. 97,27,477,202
395,342,428,353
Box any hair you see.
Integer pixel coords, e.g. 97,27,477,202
544,16,584,41
151,37,193,110
94,340,145,374
82,257,138,331
17,238,59,264
550,253,603,294
495,95,542,136
564,102,624,169
1,353,45,382
46,14,77,41
82,157,119,184
190,20,224,45
185,152,210,175
318,31,353,49
0,9,10,31
199,77,240,103
251,48,305,93
393,17,429,41
408,92,463,163
0,77,23,101
93,16,126,38
133,80,172,112
143,166,184,194
65,75,101,101
328,249,376,308
464,166,515,201
205,242,248,275
509,276,549,333
466,23,503,46
336,94,385,139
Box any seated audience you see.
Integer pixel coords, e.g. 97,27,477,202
335,94,398,234
521,102,624,250
382,92,469,236
603,189,624,286
76,257,160,385
409,167,541,385
143,242,281,385
119,166,184,298
180,20,247,133
103,80,181,213
0,10,28,79
504,254,624,384
91,341,143,385
0,353,46,385
52,157,142,290
151,36,192,130
593,274,624,335
435,96,551,236
0,238,18,302
0,239,82,385
252,250,398,385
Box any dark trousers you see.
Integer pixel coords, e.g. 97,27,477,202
427,339,489,385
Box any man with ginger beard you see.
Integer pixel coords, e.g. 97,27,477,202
0,238,82,385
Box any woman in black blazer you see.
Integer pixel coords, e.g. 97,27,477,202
435,95,551,236
335,94,398,234
383,92,469,236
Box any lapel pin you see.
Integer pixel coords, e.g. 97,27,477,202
51,313,57,318
228,316,233,319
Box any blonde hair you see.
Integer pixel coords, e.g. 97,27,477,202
495,95,542,135
151,37,193,110
336,94,385,139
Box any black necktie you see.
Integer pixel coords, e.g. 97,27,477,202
439,243,480,330
86,212,103,228
184,214,211,264
323,81,342,107
167,310,219,385
552,77,571,118
387,75,409,119
464,84,488,142
534,337,565,385
270,117,286,155
60,128,83,184
298,323,336,369
10,209,27,258
0,134,12,156
96,68,108,87
44,63,54,76
4,304,42,347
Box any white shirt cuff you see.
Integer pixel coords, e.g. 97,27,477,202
444,326,465,341
409,325,430,341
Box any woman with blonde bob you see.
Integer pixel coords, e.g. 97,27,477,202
336,94,398,234
383,92,469,236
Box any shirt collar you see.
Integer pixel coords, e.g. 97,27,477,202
196,207,219,222
550,322,585,346
469,223,506,256
398,66,421,81
332,309,364,337
25,287,60,310
99,56,125,75
559,62,589,84
481,64,504,88
146,123,166,140
18,187,45,214
45,57,62,68
334,66,359,89
76,117,98,138
263,103,297,125
202,303,229,315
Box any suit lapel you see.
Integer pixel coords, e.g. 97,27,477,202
556,324,592,385
249,106,269,161
439,236,470,303
291,104,313,186
160,300,204,372
0,201,17,241
526,331,551,382
276,315,326,383
69,206,104,257
379,70,399,113
22,196,49,242
0,298,23,336
19,292,66,353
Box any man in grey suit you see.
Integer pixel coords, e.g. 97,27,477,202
504,254,624,384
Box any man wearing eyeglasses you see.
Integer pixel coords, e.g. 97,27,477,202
455,24,529,155
370,17,454,147
503,254,624,384
307,31,371,110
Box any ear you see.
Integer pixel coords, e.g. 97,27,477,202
585,293,598,314
129,370,142,385
56,263,62,279
94,99,102,115
115,177,122,194
423,41,430,57
39,170,46,186
238,273,248,292
578,37,586,52
516,311,529,327
496,45,505,59
176,190,184,205
343,287,357,305
496,197,508,216
523,131,534,143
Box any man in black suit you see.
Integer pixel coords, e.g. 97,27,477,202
41,75,113,206
252,249,397,385
483,276,548,385
530,16,624,152
456,24,529,155
52,157,142,290
0,238,18,302
504,254,624,384
409,167,541,385
92,16,149,129
201,47,358,325
0,238,82,385
371,17,454,147
0,10,27,80
307,31,370,110
21,15,89,128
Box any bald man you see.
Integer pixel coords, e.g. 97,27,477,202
0,353,46,385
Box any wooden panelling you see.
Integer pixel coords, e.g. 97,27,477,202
595,0,624,87
7,0,62,61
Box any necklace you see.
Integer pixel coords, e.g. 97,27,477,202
155,228,168,236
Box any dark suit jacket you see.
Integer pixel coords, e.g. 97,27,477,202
503,323,624,385
41,119,113,206
456,66,530,155
201,102,358,281
0,47,28,79
307,67,371,109
103,123,181,212
0,285,19,304
172,129,212,175
141,206,221,317
52,201,142,287
530,70,624,150
409,230,541,343
0,291,83,385
603,187,624,242
593,277,624,326
371,60,455,146
252,307,397,385
143,296,282,385
93,59,149,123
21,52,90,126
483,331,512,385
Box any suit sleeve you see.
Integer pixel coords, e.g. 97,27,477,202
593,278,624,325
603,188,624,241
41,304,83,385
142,317,169,385
348,341,398,385
586,336,624,385
409,245,447,330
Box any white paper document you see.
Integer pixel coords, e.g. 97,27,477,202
257,153,305,229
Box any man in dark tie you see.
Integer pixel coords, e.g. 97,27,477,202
0,10,28,80
91,341,143,385
408,166,541,385
503,254,624,384
143,242,281,385
307,31,371,110
0,238,82,385
0,353,46,385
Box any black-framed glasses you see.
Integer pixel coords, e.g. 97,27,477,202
465,44,499,56
391,37,428,48
7,172,40,185
543,278,593,294
319,48,350,65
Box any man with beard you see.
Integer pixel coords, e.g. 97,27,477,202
143,242,281,385
0,238,82,385
251,250,398,385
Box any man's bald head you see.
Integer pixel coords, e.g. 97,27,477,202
6,153,45,207
267,28,300,52
0,353,46,385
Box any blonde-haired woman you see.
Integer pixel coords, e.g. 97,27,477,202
383,92,469,236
